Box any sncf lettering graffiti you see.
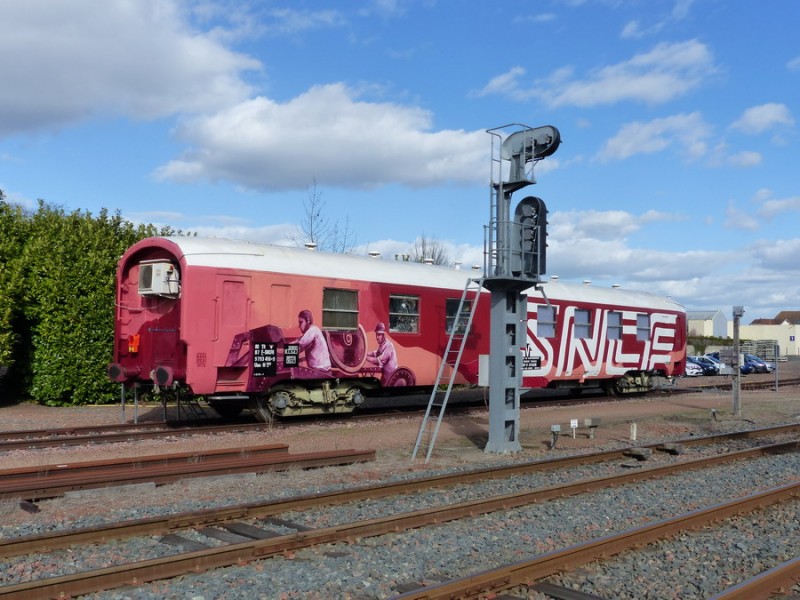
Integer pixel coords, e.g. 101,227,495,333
524,302,680,381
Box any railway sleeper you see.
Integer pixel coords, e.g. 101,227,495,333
160,517,312,552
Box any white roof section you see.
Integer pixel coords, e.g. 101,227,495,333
687,310,724,320
532,281,684,313
165,236,473,292
157,236,684,312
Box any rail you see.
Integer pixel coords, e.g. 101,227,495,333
0,421,270,451
0,447,374,501
395,482,800,599
0,434,797,598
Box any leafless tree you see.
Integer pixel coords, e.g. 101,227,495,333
293,180,357,253
408,235,451,266
328,214,357,254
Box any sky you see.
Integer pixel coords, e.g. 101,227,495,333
1,0,798,324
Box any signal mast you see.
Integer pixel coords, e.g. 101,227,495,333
483,124,560,453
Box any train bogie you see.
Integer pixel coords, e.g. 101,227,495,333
108,237,686,420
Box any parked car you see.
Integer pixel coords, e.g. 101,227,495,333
689,355,718,375
743,353,769,373
706,351,756,375
704,353,729,374
684,361,703,377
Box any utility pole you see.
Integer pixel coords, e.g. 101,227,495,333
732,305,744,416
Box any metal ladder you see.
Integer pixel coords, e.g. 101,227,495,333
176,393,207,422
412,277,484,462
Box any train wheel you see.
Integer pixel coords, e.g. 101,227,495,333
385,367,416,387
603,379,622,397
254,396,275,425
208,401,245,419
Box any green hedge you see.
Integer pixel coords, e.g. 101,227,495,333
0,194,176,405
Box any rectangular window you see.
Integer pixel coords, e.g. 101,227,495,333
574,309,591,339
322,288,358,329
636,314,650,341
536,305,556,338
389,295,419,333
607,311,622,340
446,298,472,334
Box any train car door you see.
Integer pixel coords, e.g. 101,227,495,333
213,275,252,367
270,283,293,328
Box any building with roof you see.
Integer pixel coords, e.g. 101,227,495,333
687,309,727,338
728,311,800,359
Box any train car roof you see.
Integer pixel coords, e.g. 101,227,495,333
142,236,684,312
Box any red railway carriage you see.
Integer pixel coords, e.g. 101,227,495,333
109,237,686,421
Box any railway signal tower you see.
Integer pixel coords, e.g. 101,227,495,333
483,124,560,453
413,123,560,461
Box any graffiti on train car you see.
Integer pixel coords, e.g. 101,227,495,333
524,303,680,379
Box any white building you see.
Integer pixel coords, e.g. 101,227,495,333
729,311,800,359
687,310,727,338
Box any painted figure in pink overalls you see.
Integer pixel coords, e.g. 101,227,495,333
366,322,397,384
297,309,331,372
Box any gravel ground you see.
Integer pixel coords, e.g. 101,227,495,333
0,364,799,598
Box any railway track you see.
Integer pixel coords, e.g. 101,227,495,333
678,375,800,393
0,397,608,454
394,482,800,599
1,424,797,598
0,444,375,501
5,375,787,453
0,420,272,451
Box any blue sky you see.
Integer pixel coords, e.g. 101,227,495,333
1,0,798,323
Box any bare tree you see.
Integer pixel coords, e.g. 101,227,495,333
298,180,328,248
408,235,451,266
293,180,357,253
328,214,358,254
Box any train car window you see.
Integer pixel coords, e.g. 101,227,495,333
389,295,419,333
636,314,650,341
607,311,623,340
574,309,592,339
322,288,359,330
445,298,471,334
537,305,556,338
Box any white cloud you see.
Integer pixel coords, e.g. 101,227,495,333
596,112,711,162
621,0,697,39
124,209,298,245
478,40,717,107
724,150,762,167
724,200,759,231
473,67,527,98
155,84,489,191
551,39,716,107
621,21,643,39
545,209,704,282
264,8,346,35
0,0,260,136
551,210,650,240
730,103,795,133
787,56,800,71
358,0,406,18
752,238,800,272
753,189,800,220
